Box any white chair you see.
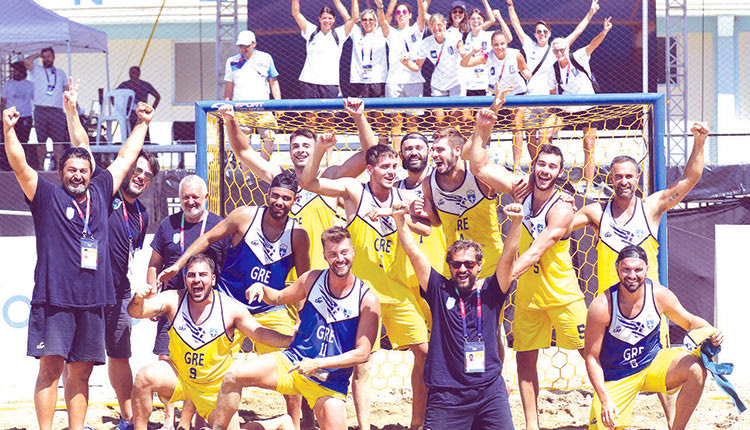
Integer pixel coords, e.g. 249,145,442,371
96,89,135,144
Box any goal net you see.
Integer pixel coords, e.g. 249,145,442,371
195,93,667,391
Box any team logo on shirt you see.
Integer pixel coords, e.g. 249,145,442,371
66,206,75,220
411,34,417,43
466,190,476,204
112,198,123,210
209,328,219,338
172,233,181,244
446,296,456,310
447,46,455,55
430,50,438,59
279,243,288,257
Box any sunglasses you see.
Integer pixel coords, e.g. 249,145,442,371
395,9,409,16
535,29,549,35
361,18,376,22
133,166,154,181
452,9,466,14
449,260,478,269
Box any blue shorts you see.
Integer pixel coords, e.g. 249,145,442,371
27,304,106,364
424,377,515,430
105,295,132,359
153,314,171,356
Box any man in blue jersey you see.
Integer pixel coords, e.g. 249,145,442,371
584,245,723,430
158,171,310,427
211,226,381,430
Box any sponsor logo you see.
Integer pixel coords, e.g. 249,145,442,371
36,341,45,350
112,198,123,210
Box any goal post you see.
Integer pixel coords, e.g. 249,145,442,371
195,92,667,390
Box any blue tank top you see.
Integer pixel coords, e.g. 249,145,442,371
284,270,369,395
218,208,296,314
600,279,662,381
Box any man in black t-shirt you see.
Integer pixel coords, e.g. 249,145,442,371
117,66,160,143
378,201,524,429
2,92,150,430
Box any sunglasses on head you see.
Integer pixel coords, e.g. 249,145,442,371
449,260,478,269
133,167,154,181
395,9,409,16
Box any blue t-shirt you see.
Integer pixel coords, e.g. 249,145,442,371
108,193,149,298
28,170,115,308
150,211,229,291
421,269,507,389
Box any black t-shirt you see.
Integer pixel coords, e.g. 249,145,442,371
421,268,507,389
28,170,115,308
108,192,149,297
150,211,228,290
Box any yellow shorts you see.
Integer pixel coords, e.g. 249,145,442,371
169,375,220,421
273,352,346,409
512,299,587,351
380,297,429,350
249,308,296,355
589,348,684,429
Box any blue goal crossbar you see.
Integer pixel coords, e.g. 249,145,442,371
195,92,668,286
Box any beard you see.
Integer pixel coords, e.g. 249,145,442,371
64,182,87,198
402,156,428,173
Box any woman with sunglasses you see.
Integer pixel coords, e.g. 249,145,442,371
507,0,599,161
291,0,360,99
346,8,389,98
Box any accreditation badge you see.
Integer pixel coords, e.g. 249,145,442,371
362,64,373,80
464,341,485,373
80,237,99,270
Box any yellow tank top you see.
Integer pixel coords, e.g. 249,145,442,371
168,290,240,386
517,192,584,309
397,176,449,282
596,198,659,293
287,189,342,282
429,162,503,278
348,184,411,304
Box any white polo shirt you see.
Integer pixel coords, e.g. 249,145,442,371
224,50,279,100
349,26,388,84
2,79,34,117
30,65,67,109
385,23,425,85
299,22,348,86
415,32,462,91
486,47,527,96
522,34,555,95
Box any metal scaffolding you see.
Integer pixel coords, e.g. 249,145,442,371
216,0,238,99
664,0,688,167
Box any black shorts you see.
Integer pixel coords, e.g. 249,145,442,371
153,314,171,356
27,304,106,364
300,82,340,99
347,82,386,98
105,295,132,359
553,107,605,130
424,378,514,430
466,89,487,97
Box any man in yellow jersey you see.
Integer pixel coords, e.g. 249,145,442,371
470,107,585,430
299,137,432,430
128,254,294,430
572,122,710,427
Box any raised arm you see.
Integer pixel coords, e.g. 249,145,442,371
218,104,282,184
320,98,375,179
492,9,513,43
393,205,432,290
496,203,523,292
506,0,526,45
584,17,612,56
565,0,600,46
157,208,249,284
290,290,380,377
63,78,95,168
23,54,40,71
3,108,38,201
342,0,360,36
466,105,519,194
298,132,361,201
645,122,708,224
511,200,573,279
333,0,350,21
572,201,602,231
375,0,391,37
480,0,497,30
416,0,428,31
107,103,152,194
291,0,309,33
583,293,618,430
128,288,179,320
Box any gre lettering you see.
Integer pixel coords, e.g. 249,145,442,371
250,266,271,284
623,346,644,362
184,352,205,366
373,238,392,253
457,217,469,231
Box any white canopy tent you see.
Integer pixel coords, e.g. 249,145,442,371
0,0,110,90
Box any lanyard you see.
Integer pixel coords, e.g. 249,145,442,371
455,286,482,341
564,62,571,85
70,190,91,237
180,211,208,255
118,190,143,250
361,35,374,63
495,61,506,82
44,67,57,90
434,37,446,68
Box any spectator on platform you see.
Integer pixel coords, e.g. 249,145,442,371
117,66,160,143
346,8,388,98
1,62,34,143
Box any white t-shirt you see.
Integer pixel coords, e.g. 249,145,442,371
299,22,349,85
385,23,425,84
349,26,388,84
521,34,555,95
30,65,67,109
548,48,595,96
2,79,34,117
486,47,527,96
459,30,492,91
415,33,462,91
224,51,279,100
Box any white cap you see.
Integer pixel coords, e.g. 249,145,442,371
236,30,256,46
